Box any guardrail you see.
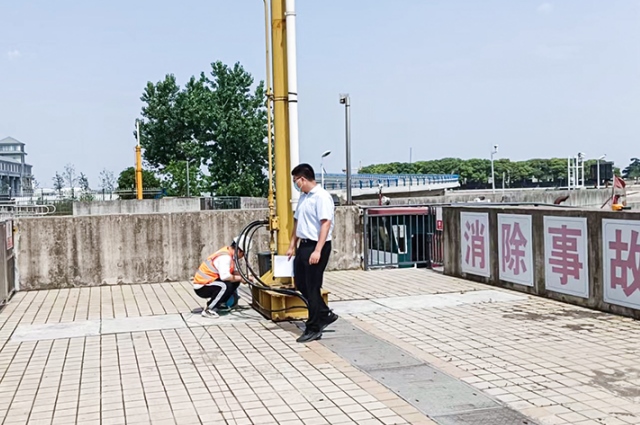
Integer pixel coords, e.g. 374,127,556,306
324,173,459,191
0,202,56,216
363,204,445,270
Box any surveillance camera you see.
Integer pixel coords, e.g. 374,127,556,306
339,94,349,104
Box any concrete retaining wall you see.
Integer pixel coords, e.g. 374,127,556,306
443,205,640,319
357,188,614,208
73,198,201,216
240,197,268,209
15,207,362,289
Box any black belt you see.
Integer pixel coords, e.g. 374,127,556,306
299,238,317,244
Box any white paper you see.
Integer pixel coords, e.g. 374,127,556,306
274,255,295,277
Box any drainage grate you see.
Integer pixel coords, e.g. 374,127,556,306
434,408,536,425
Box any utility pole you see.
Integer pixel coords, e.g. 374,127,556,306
491,145,498,193
340,93,352,204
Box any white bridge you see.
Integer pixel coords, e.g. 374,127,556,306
322,173,460,199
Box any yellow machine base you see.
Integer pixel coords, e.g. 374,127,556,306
251,286,329,322
250,269,330,323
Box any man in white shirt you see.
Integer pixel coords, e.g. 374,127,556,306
287,163,338,343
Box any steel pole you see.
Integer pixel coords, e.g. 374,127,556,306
344,95,352,205
491,153,495,193
186,160,190,197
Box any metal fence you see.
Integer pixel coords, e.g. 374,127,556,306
363,205,445,270
201,196,241,210
0,220,15,307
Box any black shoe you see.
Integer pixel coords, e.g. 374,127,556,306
296,330,322,343
320,312,339,332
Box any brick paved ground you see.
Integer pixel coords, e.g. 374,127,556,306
0,280,434,425
0,269,639,424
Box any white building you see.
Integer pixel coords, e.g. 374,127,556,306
0,137,34,197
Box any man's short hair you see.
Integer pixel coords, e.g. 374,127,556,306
291,163,316,181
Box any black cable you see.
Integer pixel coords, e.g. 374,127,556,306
233,220,310,312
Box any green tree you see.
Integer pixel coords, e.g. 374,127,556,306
52,172,64,196
78,173,94,201
623,158,640,179
137,61,268,197
116,167,162,191
161,160,209,197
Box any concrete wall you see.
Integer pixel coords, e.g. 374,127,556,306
240,197,268,209
357,188,615,208
443,205,640,319
73,198,201,216
15,207,362,289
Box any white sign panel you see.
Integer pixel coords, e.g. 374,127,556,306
544,216,589,298
603,219,640,309
498,214,533,286
460,212,490,277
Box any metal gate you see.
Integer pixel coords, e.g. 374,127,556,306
0,220,14,307
363,206,444,270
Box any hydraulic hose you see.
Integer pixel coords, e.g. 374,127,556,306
233,220,310,311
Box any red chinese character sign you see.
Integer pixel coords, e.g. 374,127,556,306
498,214,533,286
460,212,490,277
544,217,589,298
603,219,640,309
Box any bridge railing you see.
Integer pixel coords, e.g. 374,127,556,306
323,174,459,191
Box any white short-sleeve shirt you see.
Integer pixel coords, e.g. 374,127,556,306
294,185,335,241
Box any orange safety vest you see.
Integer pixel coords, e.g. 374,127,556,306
193,246,235,285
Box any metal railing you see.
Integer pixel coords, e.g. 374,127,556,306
324,173,459,190
363,204,445,270
201,196,241,210
0,202,56,216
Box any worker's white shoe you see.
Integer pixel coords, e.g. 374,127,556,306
201,308,219,318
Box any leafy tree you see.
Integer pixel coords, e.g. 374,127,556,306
160,160,209,197
137,60,268,197
117,167,162,191
77,173,94,201
623,158,640,179
360,156,621,189
78,173,90,191
52,172,64,196
137,75,191,168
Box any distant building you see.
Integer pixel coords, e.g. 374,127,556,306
0,137,34,197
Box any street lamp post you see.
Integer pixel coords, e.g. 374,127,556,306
320,150,331,188
597,154,606,188
185,159,196,197
490,145,498,193
339,94,352,204
577,152,585,189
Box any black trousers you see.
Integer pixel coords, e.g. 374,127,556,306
195,280,239,309
294,240,331,333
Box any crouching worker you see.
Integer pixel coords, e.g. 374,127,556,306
193,236,252,318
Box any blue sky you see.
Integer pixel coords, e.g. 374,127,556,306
1,0,639,187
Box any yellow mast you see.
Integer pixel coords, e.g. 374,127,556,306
135,120,143,200
254,0,328,321
270,0,293,255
